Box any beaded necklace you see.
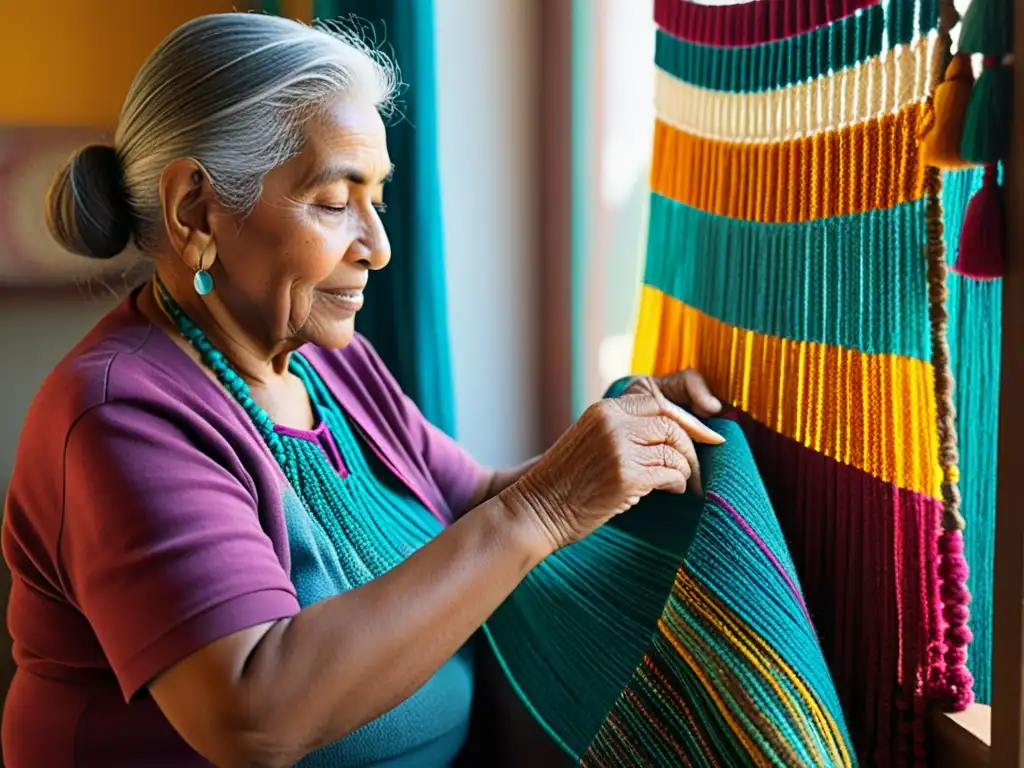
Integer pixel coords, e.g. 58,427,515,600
151,279,439,584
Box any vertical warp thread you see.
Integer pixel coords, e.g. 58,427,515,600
924,165,974,711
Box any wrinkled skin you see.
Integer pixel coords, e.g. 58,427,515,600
515,371,724,550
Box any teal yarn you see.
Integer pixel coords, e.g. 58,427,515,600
942,167,1003,704
960,65,1013,166
486,419,855,766
956,0,1014,56
644,193,931,360
654,1,937,94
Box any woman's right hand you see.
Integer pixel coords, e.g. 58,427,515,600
504,380,725,552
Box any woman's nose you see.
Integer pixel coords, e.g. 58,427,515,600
351,213,391,270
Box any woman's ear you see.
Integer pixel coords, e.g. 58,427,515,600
159,158,216,267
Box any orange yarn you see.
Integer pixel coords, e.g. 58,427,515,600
632,287,942,497
651,104,928,222
919,53,976,170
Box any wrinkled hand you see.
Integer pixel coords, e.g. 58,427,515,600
629,370,723,419
505,372,724,552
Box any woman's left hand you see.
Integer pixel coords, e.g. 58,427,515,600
619,370,723,496
623,370,723,419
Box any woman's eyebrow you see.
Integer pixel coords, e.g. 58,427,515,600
302,163,395,191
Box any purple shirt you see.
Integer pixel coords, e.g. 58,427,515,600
1,294,484,767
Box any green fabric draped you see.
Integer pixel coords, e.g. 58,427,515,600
485,418,855,765
291,0,457,436
654,0,938,93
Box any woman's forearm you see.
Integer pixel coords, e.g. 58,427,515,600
236,489,550,763
471,457,540,507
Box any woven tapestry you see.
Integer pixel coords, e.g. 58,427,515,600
631,0,987,761
486,418,856,766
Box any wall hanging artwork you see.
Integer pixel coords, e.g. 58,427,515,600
631,0,1008,760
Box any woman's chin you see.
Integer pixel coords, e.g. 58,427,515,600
304,314,357,349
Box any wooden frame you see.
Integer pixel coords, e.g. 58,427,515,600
536,0,575,447
988,1,1024,761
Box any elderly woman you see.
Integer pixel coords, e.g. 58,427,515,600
1,13,723,768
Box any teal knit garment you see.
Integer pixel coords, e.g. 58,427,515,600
283,358,474,767
154,283,472,766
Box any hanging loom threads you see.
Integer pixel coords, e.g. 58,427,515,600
949,0,1013,278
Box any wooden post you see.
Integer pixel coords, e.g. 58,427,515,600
990,1,1024,762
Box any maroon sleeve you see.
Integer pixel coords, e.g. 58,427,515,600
357,339,486,517
60,402,300,701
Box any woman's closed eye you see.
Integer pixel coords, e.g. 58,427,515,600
316,202,386,215
317,203,348,214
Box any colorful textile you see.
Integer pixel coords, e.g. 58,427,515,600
0,294,482,766
486,417,855,766
633,0,977,761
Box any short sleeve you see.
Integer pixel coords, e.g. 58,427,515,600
60,402,300,701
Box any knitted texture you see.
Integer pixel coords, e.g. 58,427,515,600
485,418,855,766
633,0,980,761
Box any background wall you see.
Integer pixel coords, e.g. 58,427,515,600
434,0,541,467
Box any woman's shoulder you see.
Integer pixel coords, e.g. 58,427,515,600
18,294,255,481
28,295,223,431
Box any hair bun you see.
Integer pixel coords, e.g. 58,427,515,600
45,143,134,259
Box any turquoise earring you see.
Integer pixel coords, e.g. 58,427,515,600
193,247,213,295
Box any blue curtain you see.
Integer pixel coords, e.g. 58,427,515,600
270,0,456,437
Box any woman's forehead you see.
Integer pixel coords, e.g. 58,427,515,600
289,98,391,188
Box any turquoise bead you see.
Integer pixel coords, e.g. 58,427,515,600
193,270,214,295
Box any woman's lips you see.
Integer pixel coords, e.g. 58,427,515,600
318,289,365,313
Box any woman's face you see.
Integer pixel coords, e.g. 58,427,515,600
203,95,393,352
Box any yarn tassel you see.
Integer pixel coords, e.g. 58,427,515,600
957,0,1013,57
919,53,976,169
960,60,1013,165
954,165,1005,279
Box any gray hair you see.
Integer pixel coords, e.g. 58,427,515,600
46,13,398,259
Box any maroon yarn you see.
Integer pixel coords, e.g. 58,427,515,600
736,414,950,764
953,164,1006,279
654,0,879,47
937,530,975,710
